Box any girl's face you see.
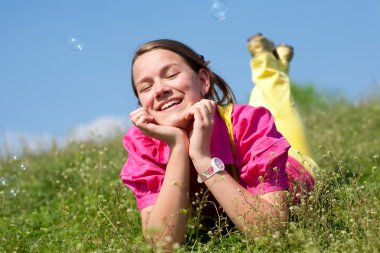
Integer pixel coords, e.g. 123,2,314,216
132,49,210,128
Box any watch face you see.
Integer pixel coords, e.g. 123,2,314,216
213,157,225,170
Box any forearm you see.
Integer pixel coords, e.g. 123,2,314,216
204,171,288,237
143,143,190,245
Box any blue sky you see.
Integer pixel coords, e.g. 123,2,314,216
1,0,379,154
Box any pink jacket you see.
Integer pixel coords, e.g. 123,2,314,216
121,104,296,211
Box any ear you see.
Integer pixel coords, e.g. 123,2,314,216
198,68,211,96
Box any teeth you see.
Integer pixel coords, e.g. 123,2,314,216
160,100,181,111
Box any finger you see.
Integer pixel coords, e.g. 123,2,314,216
130,108,146,122
195,99,216,116
130,111,143,125
129,107,147,118
192,101,213,124
184,108,193,121
185,100,216,122
194,104,207,122
192,106,213,127
199,105,214,124
184,106,198,121
135,114,151,126
130,110,153,126
201,99,215,115
205,100,217,123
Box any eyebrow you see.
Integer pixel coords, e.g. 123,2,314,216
135,63,180,86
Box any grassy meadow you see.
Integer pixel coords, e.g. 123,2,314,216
1,85,379,252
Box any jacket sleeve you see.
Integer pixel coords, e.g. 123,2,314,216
120,127,169,211
232,105,290,195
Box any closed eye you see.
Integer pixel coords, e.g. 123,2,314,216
139,83,153,93
166,72,179,79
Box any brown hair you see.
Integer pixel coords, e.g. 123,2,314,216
131,39,236,105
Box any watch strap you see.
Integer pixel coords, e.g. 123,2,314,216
197,157,225,183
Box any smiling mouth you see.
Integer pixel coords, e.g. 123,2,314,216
160,99,182,111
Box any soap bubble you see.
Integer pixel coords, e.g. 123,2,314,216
8,188,19,197
68,36,84,51
0,175,15,187
0,176,9,187
19,164,27,171
209,0,228,21
9,156,27,172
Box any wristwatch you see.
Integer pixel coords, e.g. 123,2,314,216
197,157,225,183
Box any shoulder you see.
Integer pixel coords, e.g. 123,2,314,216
231,104,276,131
232,104,272,118
230,104,288,153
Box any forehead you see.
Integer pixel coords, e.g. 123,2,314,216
133,49,186,75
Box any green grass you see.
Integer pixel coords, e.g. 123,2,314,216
1,84,379,252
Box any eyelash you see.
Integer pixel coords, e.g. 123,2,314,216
139,84,152,93
167,72,179,78
138,71,179,93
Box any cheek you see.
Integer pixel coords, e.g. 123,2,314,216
189,85,204,100
190,93,203,102
138,94,152,108
179,81,202,97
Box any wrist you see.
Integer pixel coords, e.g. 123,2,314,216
191,156,211,174
169,131,189,150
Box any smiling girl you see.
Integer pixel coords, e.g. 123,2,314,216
121,38,313,250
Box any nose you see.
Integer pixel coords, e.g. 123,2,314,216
154,81,171,99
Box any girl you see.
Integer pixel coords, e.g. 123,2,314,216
121,38,314,250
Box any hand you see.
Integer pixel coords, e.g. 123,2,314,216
184,99,216,169
130,107,188,148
